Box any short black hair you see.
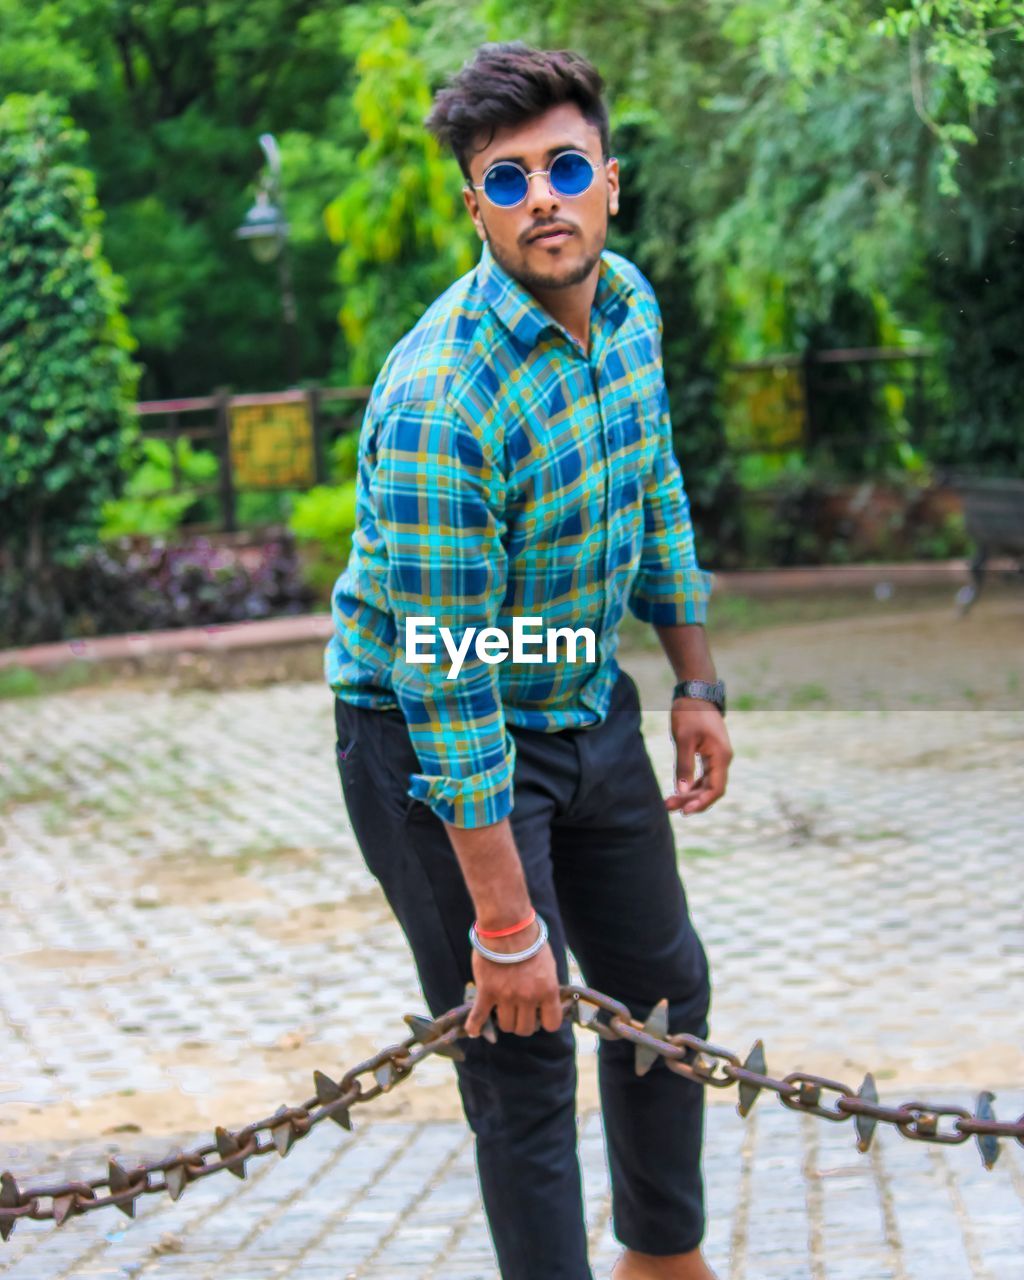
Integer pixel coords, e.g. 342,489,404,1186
425,42,610,180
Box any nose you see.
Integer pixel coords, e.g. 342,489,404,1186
524,169,559,214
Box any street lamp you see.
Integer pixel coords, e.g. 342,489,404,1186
235,133,300,385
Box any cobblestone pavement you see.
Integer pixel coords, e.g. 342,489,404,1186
1,1095,1022,1279
1,597,1022,1277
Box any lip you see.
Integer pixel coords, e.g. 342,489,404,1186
527,226,575,245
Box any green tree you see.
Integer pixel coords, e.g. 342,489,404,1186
0,0,364,397
473,0,1024,478
0,93,139,641
700,0,1024,470
464,1,741,556
324,8,478,384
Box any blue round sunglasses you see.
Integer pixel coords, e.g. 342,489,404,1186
472,149,611,208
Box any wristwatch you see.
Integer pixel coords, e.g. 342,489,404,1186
672,679,727,716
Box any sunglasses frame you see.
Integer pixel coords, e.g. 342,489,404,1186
470,149,612,209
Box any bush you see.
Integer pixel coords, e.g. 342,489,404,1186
0,535,314,646
0,93,139,641
328,430,359,483
99,438,219,538
288,481,357,598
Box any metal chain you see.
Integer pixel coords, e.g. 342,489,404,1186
2,983,1021,1241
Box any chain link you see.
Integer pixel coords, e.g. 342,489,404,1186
2,984,1021,1240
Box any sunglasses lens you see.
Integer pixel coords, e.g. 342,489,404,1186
550,152,594,197
484,163,528,207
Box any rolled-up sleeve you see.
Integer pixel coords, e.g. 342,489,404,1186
628,379,714,627
371,399,514,829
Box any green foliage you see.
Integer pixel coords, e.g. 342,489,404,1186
0,92,139,638
480,0,1024,492
328,430,360,484
5,0,1022,585
288,481,358,597
99,437,218,537
323,8,479,383
1,0,363,396
604,118,739,563
289,482,358,550
0,666,42,699
911,508,969,558
0,660,97,700
692,0,1024,325
235,490,297,527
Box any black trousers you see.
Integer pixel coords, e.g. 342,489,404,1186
334,669,711,1280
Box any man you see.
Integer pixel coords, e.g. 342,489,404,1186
327,42,732,1280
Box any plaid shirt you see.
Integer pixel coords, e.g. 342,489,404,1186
326,241,712,828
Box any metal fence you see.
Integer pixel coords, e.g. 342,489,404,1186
135,385,371,533
721,346,938,473
137,348,942,534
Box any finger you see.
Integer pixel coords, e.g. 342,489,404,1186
496,1000,517,1035
666,737,701,809
540,989,564,1033
682,754,729,814
514,1004,539,1037
673,735,700,792
666,777,702,811
465,990,492,1038
702,750,727,797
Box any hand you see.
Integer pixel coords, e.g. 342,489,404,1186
465,926,564,1038
665,699,733,816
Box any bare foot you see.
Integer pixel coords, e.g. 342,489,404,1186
611,1246,718,1280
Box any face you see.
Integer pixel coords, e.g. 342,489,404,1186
461,102,620,295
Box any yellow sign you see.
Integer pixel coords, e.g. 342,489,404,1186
229,400,316,488
722,366,806,452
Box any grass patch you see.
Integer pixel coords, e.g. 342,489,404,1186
680,845,726,860
0,666,42,698
0,661,102,700
787,682,830,708
730,692,772,711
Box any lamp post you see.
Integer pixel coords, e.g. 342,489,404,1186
235,133,300,386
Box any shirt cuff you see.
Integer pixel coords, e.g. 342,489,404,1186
629,567,714,627
406,735,517,829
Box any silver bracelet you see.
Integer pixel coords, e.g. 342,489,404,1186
468,913,549,964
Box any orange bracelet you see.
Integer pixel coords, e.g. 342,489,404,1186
475,909,537,939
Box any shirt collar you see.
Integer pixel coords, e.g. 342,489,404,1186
476,241,636,350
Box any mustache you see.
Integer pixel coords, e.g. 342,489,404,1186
521,221,578,244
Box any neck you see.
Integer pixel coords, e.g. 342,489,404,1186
526,264,600,354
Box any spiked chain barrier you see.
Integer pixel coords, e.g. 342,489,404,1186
2,983,1021,1240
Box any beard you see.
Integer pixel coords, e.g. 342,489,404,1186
486,227,606,294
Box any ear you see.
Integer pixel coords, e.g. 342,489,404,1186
462,184,488,242
605,156,620,218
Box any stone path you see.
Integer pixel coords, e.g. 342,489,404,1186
1,1098,1022,1278
1,597,1022,1277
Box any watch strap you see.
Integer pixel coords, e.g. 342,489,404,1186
672,678,726,715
